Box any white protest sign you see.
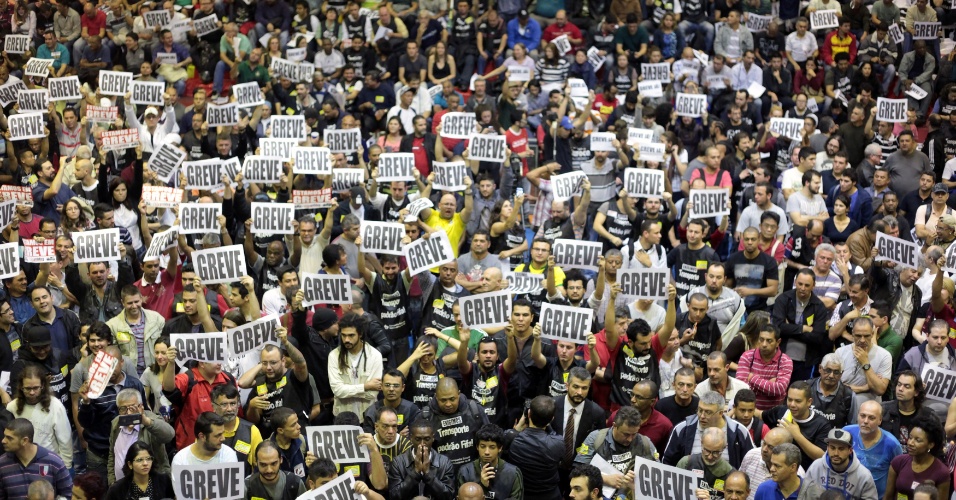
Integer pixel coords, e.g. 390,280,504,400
694,49,710,66
293,147,332,175
305,425,371,463
98,70,133,96
689,189,731,218
143,9,171,28
23,239,56,264
295,470,356,500
301,274,352,307
810,10,839,30
183,160,223,190
468,134,507,163
569,78,589,98
627,127,655,146
624,168,665,198
675,93,707,117
637,143,667,163
0,201,13,229
747,81,766,99
641,63,671,83
509,66,531,82
260,138,297,159
271,115,306,140
226,314,281,357
590,132,616,152
332,169,365,191
459,290,513,329
251,202,295,235
324,128,362,153
553,239,603,271
3,34,30,54
143,185,185,208
293,189,335,208
18,89,49,112
172,462,244,500
193,14,220,36
143,226,179,262
768,118,806,141
539,302,592,344
552,171,586,201
206,102,239,127
553,34,572,55
875,231,918,269
360,221,406,256
638,80,663,98
24,58,54,78
634,457,699,500
168,18,193,37
147,142,186,183
87,350,118,399
913,22,941,40
179,203,222,235
746,13,772,32
192,245,247,285
72,229,122,263
232,82,265,107
876,97,907,123
922,364,956,404
48,76,82,101
85,104,118,122
0,185,32,207
905,83,928,101
405,230,455,276
295,61,315,83
0,80,26,107
440,112,477,140
242,156,284,184
8,113,46,141
432,161,469,191
287,47,307,62
0,242,20,279
587,46,606,71
407,198,433,219
619,269,670,299
378,153,416,182
101,129,140,152
131,80,165,105
507,272,544,295
270,57,300,80
888,23,905,45
155,52,179,65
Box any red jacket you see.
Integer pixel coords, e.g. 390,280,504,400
821,31,858,66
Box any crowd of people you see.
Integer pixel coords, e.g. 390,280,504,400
2,0,956,499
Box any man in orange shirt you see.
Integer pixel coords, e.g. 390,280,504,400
821,19,858,66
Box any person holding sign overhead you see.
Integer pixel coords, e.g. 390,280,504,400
457,318,518,427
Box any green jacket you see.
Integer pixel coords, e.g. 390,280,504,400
106,308,165,369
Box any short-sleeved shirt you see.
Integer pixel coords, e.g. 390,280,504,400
843,425,902,500
724,250,779,310
425,211,466,257
836,343,892,403
613,25,650,53
786,190,827,220
890,454,949,500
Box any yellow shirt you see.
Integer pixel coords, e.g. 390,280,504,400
514,261,566,287
425,211,466,272
225,418,262,466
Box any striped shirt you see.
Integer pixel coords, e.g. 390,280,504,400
0,445,73,500
871,133,898,167
535,58,571,84
580,158,618,203
735,349,794,410
811,269,842,304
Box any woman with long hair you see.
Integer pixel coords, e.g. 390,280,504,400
607,52,639,93
263,36,284,68
396,335,445,407
489,195,528,269
851,62,882,98
480,43,536,83
427,40,456,87
824,194,860,244
6,365,72,466
59,198,95,237
534,42,571,85
11,2,36,41
885,416,950,500
104,442,175,500
794,58,830,112
139,337,174,415
661,131,686,197
377,117,405,152
725,311,772,371
653,13,685,63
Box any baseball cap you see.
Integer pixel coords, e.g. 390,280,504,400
518,8,529,17
934,183,948,194
24,326,52,347
253,192,272,203
560,116,574,130
825,428,852,447
144,107,159,117
310,131,320,139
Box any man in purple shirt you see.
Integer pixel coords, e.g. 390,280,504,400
0,418,73,500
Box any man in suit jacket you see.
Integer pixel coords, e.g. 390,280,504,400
549,367,608,497
771,268,832,382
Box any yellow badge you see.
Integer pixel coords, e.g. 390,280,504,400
485,376,498,389
176,302,185,313
576,444,588,454
806,314,814,325
257,384,268,395
623,345,634,357
375,95,384,103
10,339,19,351
898,495,908,500
696,260,708,269
252,497,267,500
234,441,251,454
397,414,404,425
276,376,287,389
715,479,725,491
433,299,445,309
61,365,68,376
116,331,132,343
563,372,569,383
344,465,360,477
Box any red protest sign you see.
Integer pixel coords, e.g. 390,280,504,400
87,350,118,399
23,239,55,263
0,185,33,207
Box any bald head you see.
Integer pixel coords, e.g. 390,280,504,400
764,427,794,446
458,483,484,500
437,377,459,395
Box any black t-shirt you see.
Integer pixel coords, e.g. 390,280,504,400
667,244,719,298
762,405,833,470
656,394,700,426
478,19,506,53
404,361,446,408
675,314,721,367
724,250,779,311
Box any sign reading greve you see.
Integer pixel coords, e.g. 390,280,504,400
242,156,284,184
148,142,186,183
618,269,670,300
72,229,121,264
143,185,183,208
876,98,907,123
143,9,171,28
296,469,357,500
101,129,140,151
251,202,295,235
361,221,406,256
172,462,244,500
404,230,455,276
183,160,223,190
468,134,507,163
624,168,664,198
0,242,20,279
768,118,805,141
232,82,264,107
179,203,222,235
440,112,477,140
271,116,306,140
634,457,698,500
641,63,671,83
293,189,334,208
590,132,616,152
301,273,352,307
8,113,46,141
86,350,118,399
324,128,361,153
4,34,30,54
688,189,731,218
306,425,370,463
674,93,708,117
432,161,469,191
261,138,297,158
18,89,49,112
24,239,56,264
507,272,543,295
192,245,247,285
227,314,281,357
85,105,118,122
131,81,165,105
875,231,918,269
293,147,332,175
378,153,417,182
143,226,178,262
913,22,941,40
553,239,603,271
0,80,26,107
552,172,586,200
539,302,592,344
48,76,82,101
0,185,33,206
459,290,512,329
98,71,133,96
206,103,239,127
810,10,839,30
333,169,365,191
921,364,956,404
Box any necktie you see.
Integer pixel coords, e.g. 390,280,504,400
564,407,576,466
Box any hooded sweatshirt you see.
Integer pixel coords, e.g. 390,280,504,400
805,452,879,500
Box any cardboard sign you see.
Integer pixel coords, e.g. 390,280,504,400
232,81,265,107
619,269,670,299
72,228,122,263
287,47,307,62
98,70,133,96
590,132,616,152
746,13,772,32
172,462,244,500
143,226,179,262
0,185,33,206
905,83,929,101
101,129,140,152
302,273,352,306
553,239,602,271
293,146,332,175
634,457,698,500
296,470,356,500
24,239,56,264
206,103,239,127
509,66,531,82
85,105,118,122
271,115,306,140
131,80,165,105
148,142,186,183
627,127,654,146
306,425,370,463
468,134,507,163
0,242,20,279
624,168,665,198
227,314,281,357
18,89,49,113
888,23,904,45
875,231,918,269
378,153,416,182
587,46,606,72
143,185,184,208
876,97,907,123
552,171,586,201
179,202,222,235
637,143,666,163
86,350,118,399
506,272,543,295
459,290,512,329
922,364,956,403
913,22,941,40
638,80,663,98
3,34,30,54
182,160,221,190
48,76,82,101
251,202,295,234
324,128,362,153
0,80,26,107
810,10,839,30
441,112,477,140
143,9,171,28
675,93,707,117
553,34,572,55
540,302,592,344
293,189,335,208
405,230,455,276
261,138,297,159
332,168,365,191
768,117,805,141
360,221,406,256
270,57,299,80
242,155,284,184
688,189,731,218
155,52,178,65
0,200,14,229
193,14,219,36
192,244,247,285
641,62,671,83
432,161,469,191
24,58,54,78
8,113,46,141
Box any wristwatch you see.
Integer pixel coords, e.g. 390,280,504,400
862,363,871,371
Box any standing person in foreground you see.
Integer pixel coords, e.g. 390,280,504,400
0,419,73,500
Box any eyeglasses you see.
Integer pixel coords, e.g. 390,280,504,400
820,368,843,375
702,448,723,457
119,404,142,414
214,401,239,409
697,408,719,418
133,457,154,464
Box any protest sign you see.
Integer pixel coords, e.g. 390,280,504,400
86,350,118,399
101,129,140,152
539,302,592,344
293,189,335,208
296,62,315,83
405,230,455,276
432,161,469,191
922,364,956,404
768,118,805,141
172,462,244,500
746,13,772,32
624,168,665,198
147,142,186,183
324,128,362,153
24,239,55,264
270,57,299,80
98,71,133,96
0,80,26,107
627,127,654,146
206,103,239,127
72,228,121,263
143,226,178,262
810,10,839,30
506,272,543,295
553,34,572,55
361,221,406,256
0,185,33,207
155,52,178,65
689,189,731,218
293,146,332,175
440,112,477,140
638,80,663,98
0,242,20,279
227,314,281,357
552,171,586,200
301,274,352,307
590,132,616,152
553,239,602,271
641,63,671,83
460,291,512,329
468,134,507,163
168,18,193,37
143,9,171,28
509,66,531,82
242,156,284,184
260,138,297,159
287,47,307,62
142,185,183,208
619,269,670,299
24,58,53,78
4,34,30,54
332,169,365,191
378,153,416,182
913,22,941,40
85,105,118,122
251,202,295,234
48,76,82,101
232,82,265,107
888,23,904,45
587,46,606,71
747,81,766,98
876,98,907,123
569,78,589,97
193,14,219,36
271,115,306,140
295,470,356,500
675,93,707,117
905,83,929,101
634,457,698,500
183,160,223,190
875,231,918,269
0,201,13,229
637,143,666,163
179,203,222,235
306,425,370,463
18,89,49,112
131,80,165,105
8,113,46,140
192,245,247,285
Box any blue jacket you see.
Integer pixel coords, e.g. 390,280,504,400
826,186,873,228
507,18,542,52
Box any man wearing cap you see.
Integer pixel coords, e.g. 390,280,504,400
388,85,419,135
506,10,542,57
914,183,954,243
290,292,339,425
9,326,72,410
124,98,178,154
805,429,878,500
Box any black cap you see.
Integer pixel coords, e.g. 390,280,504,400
518,8,529,17
253,192,272,203
24,326,52,346
312,308,340,332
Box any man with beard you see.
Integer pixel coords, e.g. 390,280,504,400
357,240,411,369
244,440,307,500
161,282,222,336
261,266,300,317
31,160,73,226
805,429,878,500
457,325,515,427
328,313,384,418
171,411,239,466
725,228,780,313
211,384,261,475
575,406,658,497
455,424,524,499
668,219,720,301
834,318,891,406
387,418,456,499
548,368,606,483
106,287,165,376
879,370,938,447
696,351,751,409
762,381,833,470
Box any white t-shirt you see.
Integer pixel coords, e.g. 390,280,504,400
171,444,239,466
261,287,288,316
